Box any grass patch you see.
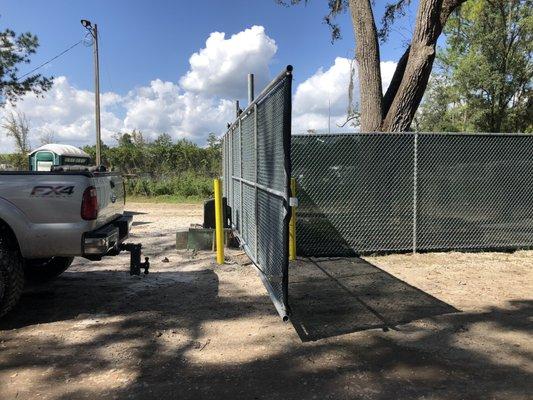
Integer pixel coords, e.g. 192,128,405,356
124,174,213,199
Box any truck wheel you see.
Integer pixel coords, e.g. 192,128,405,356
24,257,74,283
0,236,25,318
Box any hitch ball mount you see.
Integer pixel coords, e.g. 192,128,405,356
120,243,150,275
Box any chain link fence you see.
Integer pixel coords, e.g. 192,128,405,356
292,132,533,255
222,66,293,320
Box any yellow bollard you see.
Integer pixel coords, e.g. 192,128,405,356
289,178,296,261
214,178,224,265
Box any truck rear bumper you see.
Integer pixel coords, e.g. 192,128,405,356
83,215,132,257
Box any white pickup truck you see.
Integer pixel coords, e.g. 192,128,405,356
0,170,149,317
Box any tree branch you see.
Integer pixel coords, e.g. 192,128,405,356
383,45,411,117
381,0,467,131
440,0,468,26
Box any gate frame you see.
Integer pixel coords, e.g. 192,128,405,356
222,66,293,321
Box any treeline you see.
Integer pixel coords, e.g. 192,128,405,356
83,131,221,201
416,0,532,133
0,153,26,169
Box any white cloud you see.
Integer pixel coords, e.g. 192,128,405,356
180,25,277,98
122,79,234,142
1,25,276,153
0,25,399,154
0,76,123,152
293,58,397,133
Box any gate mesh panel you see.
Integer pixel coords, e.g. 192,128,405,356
257,84,289,191
417,133,533,250
292,133,414,255
221,67,292,319
292,132,533,255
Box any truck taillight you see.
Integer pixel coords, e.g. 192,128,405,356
81,186,98,220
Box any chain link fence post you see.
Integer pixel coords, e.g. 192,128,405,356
413,132,418,254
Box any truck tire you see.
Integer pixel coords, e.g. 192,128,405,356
0,235,25,318
24,257,74,283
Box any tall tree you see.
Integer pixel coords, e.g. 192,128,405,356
0,25,53,106
418,0,533,133
39,129,55,145
279,0,466,132
1,111,30,169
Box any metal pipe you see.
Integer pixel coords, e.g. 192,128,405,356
235,100,240,118
226,66,293,132
412,133,418,254
248,73,254,104
239,119,243,233
289,178,297,261
231,176,286,199
328,99,331,134
214,178,224,264
254,103,258,261
255,65,292,105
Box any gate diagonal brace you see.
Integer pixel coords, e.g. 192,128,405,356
120,243,150,276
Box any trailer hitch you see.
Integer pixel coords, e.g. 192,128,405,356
120,243,150,275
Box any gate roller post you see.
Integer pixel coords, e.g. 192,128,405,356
214,178,224,265
289,177,297,261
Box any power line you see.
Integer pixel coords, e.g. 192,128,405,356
17,39,83,81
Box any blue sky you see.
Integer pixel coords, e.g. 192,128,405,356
1,0,419,151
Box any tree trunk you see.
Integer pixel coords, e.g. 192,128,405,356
349,0,383,132
382,46,411,118
381,0,444,131
346,0,466,132
381,0,467,131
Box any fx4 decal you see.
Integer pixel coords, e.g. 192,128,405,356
31,185,75,196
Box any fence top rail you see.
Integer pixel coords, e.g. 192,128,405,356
223,65,293,136
292,131,533,137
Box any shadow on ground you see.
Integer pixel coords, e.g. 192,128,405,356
0,256,531,399
0,256,231,330
132,221,151,227
289,257,459,341
125,211,148,216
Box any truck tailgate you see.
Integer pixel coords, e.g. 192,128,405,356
92,173,125,226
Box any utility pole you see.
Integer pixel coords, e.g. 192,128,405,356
81,19,102,166
328,98,331,134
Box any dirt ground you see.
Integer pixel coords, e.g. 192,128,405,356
0,202,531,400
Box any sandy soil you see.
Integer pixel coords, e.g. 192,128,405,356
0,202,531,400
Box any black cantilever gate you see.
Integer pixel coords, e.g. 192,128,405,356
221,66,293,320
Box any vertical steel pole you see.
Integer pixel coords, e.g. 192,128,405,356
254,104,258,260
289,178,297,261
229,129,233,225
413,133,418,254
223,137,226,195
93,24,102,166
248,74,254,105
214,178,224,264
328,99,331,134
239,119,243,233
